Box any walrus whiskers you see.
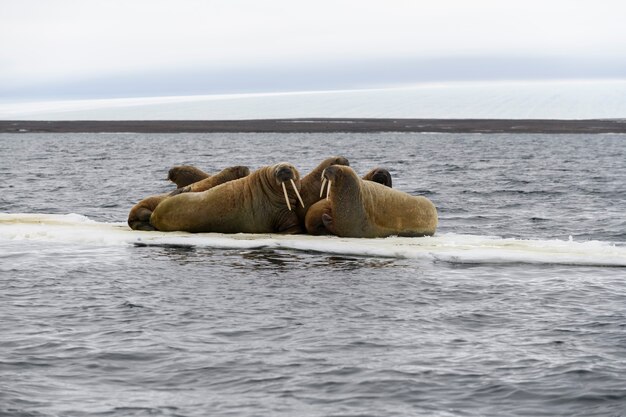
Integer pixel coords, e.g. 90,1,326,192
290,179,305,208
281,182,292,211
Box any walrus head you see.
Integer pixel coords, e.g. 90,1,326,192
320,164,359,201
167,165,210,188
169,165,251,196
295,156,350,216
318,165,364,235
222,165,251,181
302,156,350,183
325,156,350,168
272,163,305,211
362,167,392,188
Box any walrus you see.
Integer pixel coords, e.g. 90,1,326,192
361,167,393,188
128,165,250,231
169,165,250,196
150,163,305,234
306,165,437,238
305,167,393,235
294,156,350,225
167,165,211,188
169,165,250,195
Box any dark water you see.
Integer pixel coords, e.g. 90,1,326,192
1,132,626,416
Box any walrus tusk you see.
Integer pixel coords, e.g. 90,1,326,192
281,181,292,211
326,180,331,201
290,179,305,208
320,177,327,198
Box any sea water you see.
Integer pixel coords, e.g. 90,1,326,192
1,132,626,416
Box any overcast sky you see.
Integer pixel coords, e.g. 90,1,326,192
2,0,626,99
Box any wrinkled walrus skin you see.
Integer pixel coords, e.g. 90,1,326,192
306,165,437,238
128,165,250,231
150,163,304,234
305,167,393,235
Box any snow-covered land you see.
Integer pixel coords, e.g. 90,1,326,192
1,80,625,120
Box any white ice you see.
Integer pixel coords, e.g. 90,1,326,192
2,213,625,267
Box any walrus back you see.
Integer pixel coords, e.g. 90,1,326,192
150,181,251,232
360,181,438,237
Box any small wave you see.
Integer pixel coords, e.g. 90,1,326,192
2,213,626,267
530,217,549,222
121,301,143,309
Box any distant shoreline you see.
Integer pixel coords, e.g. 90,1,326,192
1,119,626,134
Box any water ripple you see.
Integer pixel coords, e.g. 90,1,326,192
1,133,626,416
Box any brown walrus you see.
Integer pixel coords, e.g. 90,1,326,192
305,167,393,235
169,165,250,196
128,165,250,231
150,163,305,234
295,156,350,225
361,167,393,188
306,165,437,238
167,165,211,188
128,194,168,231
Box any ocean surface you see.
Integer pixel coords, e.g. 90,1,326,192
1,132,626,417
2,80,626,120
